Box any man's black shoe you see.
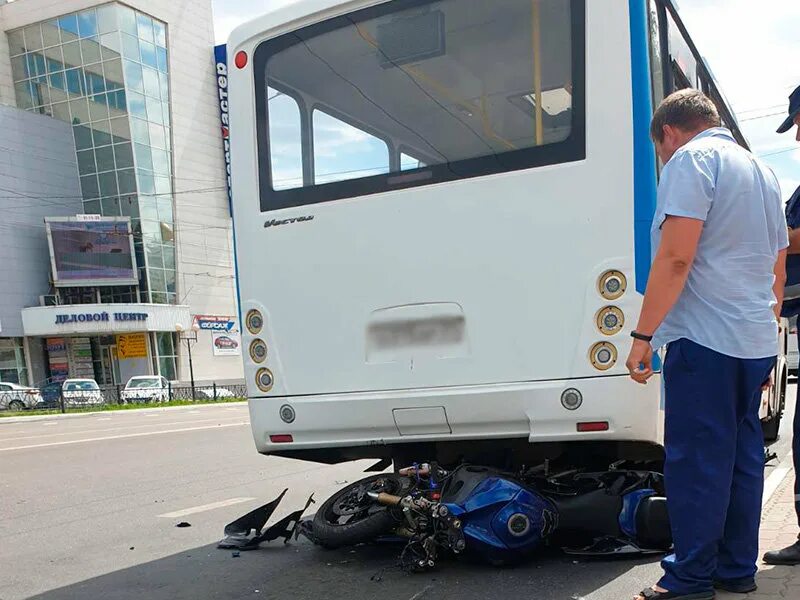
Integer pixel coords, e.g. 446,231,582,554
713,579,756,594
762,540,800,566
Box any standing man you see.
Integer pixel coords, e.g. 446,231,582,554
763,84,800,566
626,89,788,600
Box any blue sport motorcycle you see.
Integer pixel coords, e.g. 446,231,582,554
302,463,672,570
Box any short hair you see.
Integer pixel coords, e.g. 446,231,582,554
650,89,721,142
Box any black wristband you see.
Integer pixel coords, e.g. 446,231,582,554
631,331,653,342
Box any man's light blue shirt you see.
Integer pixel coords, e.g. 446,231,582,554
651,127,788,359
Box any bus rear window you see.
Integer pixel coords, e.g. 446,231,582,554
254,0,585,212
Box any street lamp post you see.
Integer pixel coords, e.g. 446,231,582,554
175,323,199,399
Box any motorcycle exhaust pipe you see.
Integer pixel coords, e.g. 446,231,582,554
367,491,402,506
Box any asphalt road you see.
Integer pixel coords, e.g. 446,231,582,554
0,391,795,600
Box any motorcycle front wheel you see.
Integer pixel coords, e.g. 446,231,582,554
311,474,412,549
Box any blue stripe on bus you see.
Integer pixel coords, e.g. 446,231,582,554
628,0,659,294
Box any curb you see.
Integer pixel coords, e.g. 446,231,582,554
0,401,248,424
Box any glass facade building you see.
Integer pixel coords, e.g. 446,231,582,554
7,3,177,307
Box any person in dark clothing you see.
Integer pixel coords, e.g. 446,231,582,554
763,84,800,566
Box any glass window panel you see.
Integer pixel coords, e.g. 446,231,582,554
78,9,99,38
52,101,70,121
165,267,176,294
137,13,155,43
146,95,163,124
152,149,170,175
83,199,101,214
44,46,63,71
119,6,137,36
163,126,172,152
95,145,115,172
77,149,96,175
7,30,26,56
58,15,80,41
32,54,47,78
25,54,39,78
115,141,135,170
32,82,51,107
98,171,119,197
154,175,171,197
101,196,122,216
157,196,173,222
149,123,166,149
156,332,174,356
117,168,137,195
120,195,139,217
158,357,176,380
163,243,176,272
139,196,158,221
268,91,303,190
92,120,113,146
110,89,127,112
62,41,82,67
156,46,168,73
140,41,157,69
23,25,43,51
103,59,124,90
10,55,27,81
158,71,169,98
73,125,93,150
65,68,84,96
81,37,102,65
128,91,146,119
69,97,90,123
80,174,100,199
97,4,118,34
110,118,131,143
162,102,170,126
150,268,167,292
121,33,140,61
142,66,160,98
138,170,156,195
100,33,121,60
49,71,66,92
124,60,143,92
153,20,167,47
131,117,150,145
42,20,62,47
89,94,110,121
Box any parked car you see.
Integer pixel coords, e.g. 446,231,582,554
0,382,43,411
214,336,239,350
38,381,64,408
121,376,170,403
195,386,236,399
62,379,104,406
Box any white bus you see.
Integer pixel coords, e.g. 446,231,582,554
227,0,787,468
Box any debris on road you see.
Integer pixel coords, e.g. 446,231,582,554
176,521,192,528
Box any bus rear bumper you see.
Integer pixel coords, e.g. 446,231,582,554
248,375,662,456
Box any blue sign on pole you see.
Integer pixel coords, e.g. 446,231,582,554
214,44,233,216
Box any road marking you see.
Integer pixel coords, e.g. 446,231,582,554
96,417,112,421
43,422,58,426
763,453,793,504
0,422,248,452
1,417,248,442
158,497,256,519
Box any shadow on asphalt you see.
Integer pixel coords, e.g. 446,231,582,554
29,538,659,600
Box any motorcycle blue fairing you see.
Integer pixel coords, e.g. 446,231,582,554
445,476,558,562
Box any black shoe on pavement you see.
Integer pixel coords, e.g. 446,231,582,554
762,540,800,566
713,579,757,594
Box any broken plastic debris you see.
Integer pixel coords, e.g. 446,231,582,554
176,521,192,528
129,547,135,550
232,551,240,558
335,480,348,485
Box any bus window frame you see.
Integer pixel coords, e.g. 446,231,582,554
655,0,748,149
252,0,587,213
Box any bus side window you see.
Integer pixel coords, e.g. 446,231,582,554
312,109,390,185
268,87,304,190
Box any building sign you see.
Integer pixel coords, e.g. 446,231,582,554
46,338,69,382
68,338,94,379
214,44,233,216
193,315,236,332
46,218,138,287
212,330,241,356
117,334,148,359
55,312,148,325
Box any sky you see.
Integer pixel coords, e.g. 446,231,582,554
211,0,800,198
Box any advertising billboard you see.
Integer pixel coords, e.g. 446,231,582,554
214,44,233,216
46,218,138,287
